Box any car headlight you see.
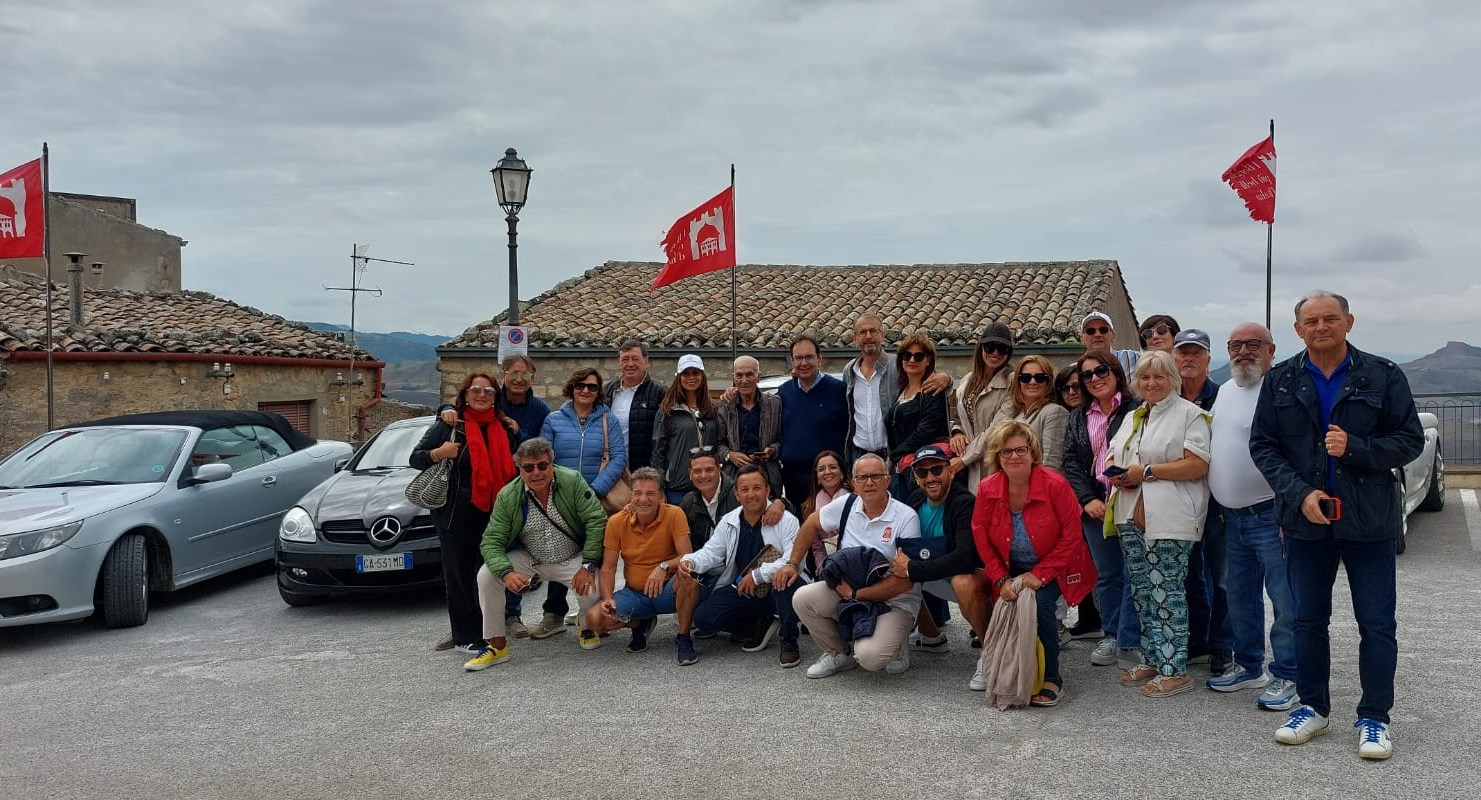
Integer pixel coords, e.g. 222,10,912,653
279,507,317,543
0,520,84,561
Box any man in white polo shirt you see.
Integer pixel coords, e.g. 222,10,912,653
773,454,921,678
1205,322,1298,711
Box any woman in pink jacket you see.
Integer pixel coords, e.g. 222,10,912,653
971,420,1097,707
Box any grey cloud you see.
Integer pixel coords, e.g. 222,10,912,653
1330,231,1425,263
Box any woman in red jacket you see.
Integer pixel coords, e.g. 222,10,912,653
972,420,1097,706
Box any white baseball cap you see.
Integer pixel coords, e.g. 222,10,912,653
676,354,705,375
1081,312,1114,330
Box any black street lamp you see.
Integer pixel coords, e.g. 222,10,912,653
490,148,532,326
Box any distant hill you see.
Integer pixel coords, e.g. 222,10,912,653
1400,341,1481,395
298,322,450,365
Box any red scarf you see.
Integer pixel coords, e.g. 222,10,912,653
462,407,515,512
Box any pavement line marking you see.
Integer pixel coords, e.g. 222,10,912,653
1463,489,1481,553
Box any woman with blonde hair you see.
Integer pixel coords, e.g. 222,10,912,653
995,354,1070,473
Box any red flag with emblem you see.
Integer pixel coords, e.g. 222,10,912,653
653,186,735,290
0,159,46,259
1221,137,1277,224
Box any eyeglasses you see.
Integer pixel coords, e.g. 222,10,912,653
467,386,498,396
1078,364,1113,383
912,463,948,479
519,461,551,473
815,463,841,474
901,351,929,363
792,354,818,363
688,445,716,457
980,342,1012,356
1227,339,1271,353
1083,326,1111,336
999,446,1031,459
504,370,534,381
852,473,889,484
573,382,600,393
1017,372,1051,384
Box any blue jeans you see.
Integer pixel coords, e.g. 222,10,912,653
1082,515,1140,650
1223,503,1296,681
693,583,800,642
1288,532,1398,723
1186,504,1234,654
613,577,711,621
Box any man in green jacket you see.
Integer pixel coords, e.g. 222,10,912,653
464,437,609,671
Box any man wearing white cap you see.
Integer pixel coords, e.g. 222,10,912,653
1080,311,1140,375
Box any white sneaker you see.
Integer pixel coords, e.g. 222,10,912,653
564,610,579,626
1355,718,1393,760
968,659,987,691
908,631,949,653
1274,705,1330,745
1090,637,1118,666
885,645,910,675
805,652,857,679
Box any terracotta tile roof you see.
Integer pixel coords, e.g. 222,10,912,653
444,260,1135,351
0,269,372,361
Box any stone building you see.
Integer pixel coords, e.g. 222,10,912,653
5,192,184,293
437,260,1140,400
0,268,392,456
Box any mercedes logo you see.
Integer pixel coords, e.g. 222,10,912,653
368,516,403,546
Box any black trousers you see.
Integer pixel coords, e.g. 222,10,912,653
438,505,491,646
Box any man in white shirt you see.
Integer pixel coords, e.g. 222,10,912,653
774,454,921,678
841,312,951,468
1205,322,1298,711
603,340,666,470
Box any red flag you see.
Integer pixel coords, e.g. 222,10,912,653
1221,137,1277,224
0,159,46,259
653,186,735,290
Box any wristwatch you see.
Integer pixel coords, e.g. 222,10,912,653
1142,464,1157,483
658,561,670,573
848,587,858,601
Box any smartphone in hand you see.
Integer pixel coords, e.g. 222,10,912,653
1318,497,1342,521
1102,465,1128,478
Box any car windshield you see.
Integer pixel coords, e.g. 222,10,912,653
352,422,433,470
0,428,188,488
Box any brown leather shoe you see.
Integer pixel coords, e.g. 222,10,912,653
528,613,567,640
506,617,531,638
779,640,801,668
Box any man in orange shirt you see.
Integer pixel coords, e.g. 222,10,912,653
587,467,708,665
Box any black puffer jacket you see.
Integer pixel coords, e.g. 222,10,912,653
1062,398,1140,507
603,375,666,470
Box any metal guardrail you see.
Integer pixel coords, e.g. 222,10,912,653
1415,393,1481,466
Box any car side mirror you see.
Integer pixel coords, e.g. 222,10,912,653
188,463,233,484
334,458,351,472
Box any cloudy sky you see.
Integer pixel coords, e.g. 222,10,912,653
5,0,1478,360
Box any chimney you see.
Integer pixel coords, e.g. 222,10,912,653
65,252,86,326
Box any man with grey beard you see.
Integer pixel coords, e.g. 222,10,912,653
1204,323,1298,712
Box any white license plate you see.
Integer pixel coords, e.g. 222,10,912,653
356,552,412,573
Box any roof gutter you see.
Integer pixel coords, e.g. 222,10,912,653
4,351,385,369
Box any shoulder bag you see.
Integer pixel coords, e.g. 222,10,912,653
405,424,458,509
598,413,633,515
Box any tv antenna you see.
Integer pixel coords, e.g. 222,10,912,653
325,243,413,438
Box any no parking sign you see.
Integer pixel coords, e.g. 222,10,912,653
498,325,528,363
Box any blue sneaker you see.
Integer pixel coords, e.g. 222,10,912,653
1207,665,1270,693
1274,705,1330,745
1355,718,1393,760
627,617,657,653
675,634,699,666
1257,678,1298,711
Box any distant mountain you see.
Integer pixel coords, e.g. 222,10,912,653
298,322,450,364
1400,341,1481,395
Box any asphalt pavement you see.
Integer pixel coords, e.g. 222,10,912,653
4,491,1480,799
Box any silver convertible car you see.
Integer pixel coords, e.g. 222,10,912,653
1396,410,1445,553
0,411,353,628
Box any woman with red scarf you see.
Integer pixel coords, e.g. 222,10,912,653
411,372,518,653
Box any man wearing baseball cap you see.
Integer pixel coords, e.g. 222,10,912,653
1080,311,1140,375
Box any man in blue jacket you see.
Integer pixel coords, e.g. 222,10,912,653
1250,291,1423,761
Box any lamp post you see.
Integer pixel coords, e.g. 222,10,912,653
490,148,532,326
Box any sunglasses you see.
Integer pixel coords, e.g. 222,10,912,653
1017,372,1051,384
1083,325,1111,336
517,575,545,595
1228,339,1270,353
1078,364,1113,383
688,445,716,457
519,461,551,473
980,342,1012,356
466,386,498,396
504,370,534,381
1059,382,1082,394
901,351,930,363
912,463,948,479
1141,324,1172,337
573,382,601,393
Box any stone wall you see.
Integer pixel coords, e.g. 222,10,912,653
7,196,182,293
0,359,376,456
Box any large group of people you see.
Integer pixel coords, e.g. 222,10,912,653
410,290,1422,762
